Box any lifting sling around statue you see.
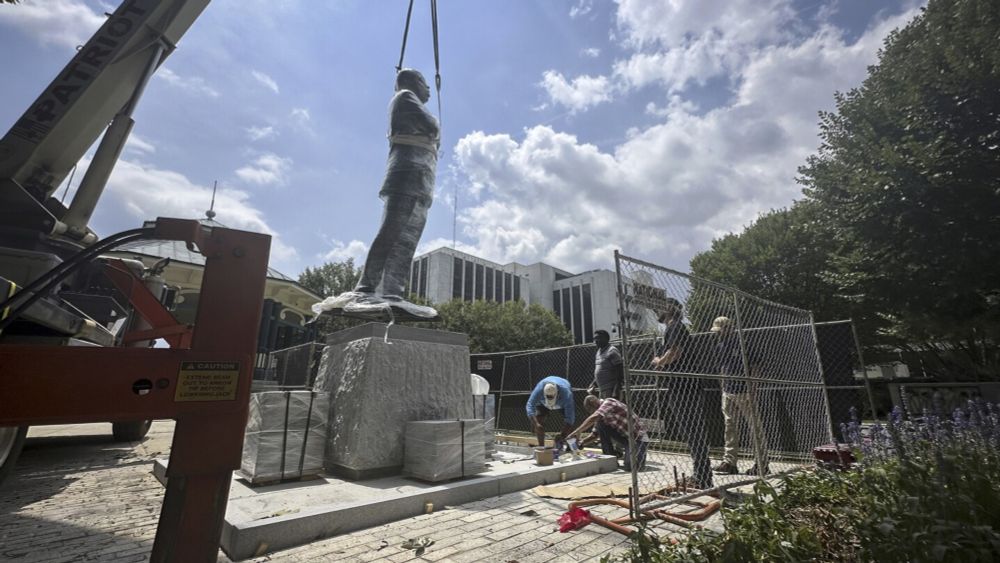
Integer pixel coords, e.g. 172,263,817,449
313,69,440,321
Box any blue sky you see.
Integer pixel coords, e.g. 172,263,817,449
0,0,923,278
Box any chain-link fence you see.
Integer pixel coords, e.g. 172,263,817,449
251,342,324,391
487,344,597,436
484,326,876,448
815,320,878,436
610,252,836,512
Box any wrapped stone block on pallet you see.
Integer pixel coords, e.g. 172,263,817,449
472,394,496,454
241,390,329,484
403,420,485,482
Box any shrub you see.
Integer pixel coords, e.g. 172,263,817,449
607,397,1000,562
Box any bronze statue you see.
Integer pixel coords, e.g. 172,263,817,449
313,69,439,320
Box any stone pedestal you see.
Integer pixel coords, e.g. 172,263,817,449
314,323,472,480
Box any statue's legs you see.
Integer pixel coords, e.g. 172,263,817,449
355,194,429,297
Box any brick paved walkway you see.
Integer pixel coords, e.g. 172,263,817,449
0,423,648,562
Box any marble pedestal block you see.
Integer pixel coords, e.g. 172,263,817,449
314,323,473,479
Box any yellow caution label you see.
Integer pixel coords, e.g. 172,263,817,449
1,279,17,321
175,361,240,402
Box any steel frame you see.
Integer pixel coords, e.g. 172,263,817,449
0,218,271,563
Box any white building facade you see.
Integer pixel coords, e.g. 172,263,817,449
409,247,622,344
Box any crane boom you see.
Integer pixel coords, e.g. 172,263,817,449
0,0,211,237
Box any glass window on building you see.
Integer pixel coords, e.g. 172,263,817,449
572,285,583,343
410,261,418,296
561,288,571,333
582,283,594,343
495,269,503,301
464,261,474,302
553,290,561,318
485,267,494,301
475,263,484,300
452,257,462,299
419,257,428,298
513,276,521,302
504,273,513,303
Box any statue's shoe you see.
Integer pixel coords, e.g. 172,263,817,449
311,291,384,315
388,299,438,319
311,292,439,321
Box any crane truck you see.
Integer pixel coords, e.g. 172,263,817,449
0,0,213,487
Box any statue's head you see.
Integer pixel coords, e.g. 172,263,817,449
396,68,430,103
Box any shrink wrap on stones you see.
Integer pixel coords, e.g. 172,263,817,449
240,390,329,484
472,394,496,455
403,420,485,482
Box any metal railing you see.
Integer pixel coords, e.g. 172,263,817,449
252,342,324,390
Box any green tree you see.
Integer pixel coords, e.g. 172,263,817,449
298,259,363,336
435,300,573,354
797,0,1000,378
689,203,850,325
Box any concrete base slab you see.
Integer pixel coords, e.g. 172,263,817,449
152,451,618,560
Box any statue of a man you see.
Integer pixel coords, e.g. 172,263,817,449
313,69,440,319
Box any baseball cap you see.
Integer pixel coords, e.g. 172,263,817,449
543,383,558,409
711,316,733,332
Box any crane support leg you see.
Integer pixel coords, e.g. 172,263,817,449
0,218,271,563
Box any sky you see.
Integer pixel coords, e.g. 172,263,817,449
0,0,925,279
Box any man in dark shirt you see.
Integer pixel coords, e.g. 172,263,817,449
652,299,713,489
710,316,768,475
589,329,623,399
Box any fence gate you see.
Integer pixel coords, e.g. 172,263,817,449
614,251,834,517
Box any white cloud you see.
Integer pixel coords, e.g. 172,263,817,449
156,68,220,98
289,107,317,137
124,134,156,155
570,0,594,19
235,153,292,186
246,125,277,141
645,96,698,117
0,0,104,49
98,158,298,264
539,71,613,113
453,4,923,273
321,239,368,263
612,39,733,93
251,70,280,94
614,0,796,49
582,47,601,58
550,0,802,105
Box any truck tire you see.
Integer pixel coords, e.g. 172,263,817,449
0,425,28,489
111,420,153,442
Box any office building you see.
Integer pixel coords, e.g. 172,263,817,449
409,247,629,344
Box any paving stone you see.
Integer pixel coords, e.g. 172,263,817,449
0,422,676,562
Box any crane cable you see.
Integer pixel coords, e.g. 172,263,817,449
395,0,442,133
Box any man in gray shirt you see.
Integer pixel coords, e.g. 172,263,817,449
589,330,623,400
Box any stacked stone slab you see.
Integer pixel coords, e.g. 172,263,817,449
314,323,473,480
403,419,486,482
240,390,329,484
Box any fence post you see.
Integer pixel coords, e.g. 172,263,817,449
850,320,880,422
809,313,837,443
497,356,507,439
614,250,641,520
565,347,571,382
731,292,764,477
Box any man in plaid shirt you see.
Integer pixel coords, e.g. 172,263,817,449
568,395,649,471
